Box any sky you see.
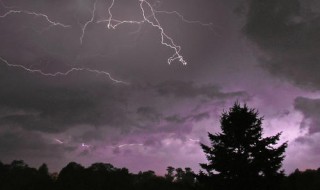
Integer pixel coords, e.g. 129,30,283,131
0,0,320,175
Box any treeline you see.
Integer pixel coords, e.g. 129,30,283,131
0,160,320,190
0,160,198,190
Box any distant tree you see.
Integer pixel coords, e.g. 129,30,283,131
282,168,320,190
137,170,157,181
37,163,53,189
0,160,43,190
88,163,115,172
165,166,175,182
57,162,86,190
170,167,197,190
200,103,287,190
38,163,49,176
134,170,173,190
0,161,6,186
10,160,28,169
175,168,185,183
183,167,196,186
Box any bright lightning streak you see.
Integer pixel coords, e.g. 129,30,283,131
97,18,145,29
188,138,200,143
0,3,70,28
0,56,128,84
154,10,214,30
97,0,145,29
97,0,187,65
140,0,186,65
80,1,97,44
1,0,214,81
81,143,91,148
112,143,144,148
106,0,115,29
54,138,64,144
0,1,127,84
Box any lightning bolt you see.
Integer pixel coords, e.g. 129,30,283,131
0,1,70,28
154,10,214,30
96,0,146,29
0,57,128,84
116,143,144,148
54,138,64,144
96,0,187,65
80,0,97,45
140,0,186,65
0,1,127,84
1,0,214,82
188,138,200,143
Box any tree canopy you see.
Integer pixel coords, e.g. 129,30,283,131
200,103,287,190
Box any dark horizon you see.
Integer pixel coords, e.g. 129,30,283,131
2,159,320,190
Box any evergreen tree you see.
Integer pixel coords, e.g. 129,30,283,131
200,103,287,190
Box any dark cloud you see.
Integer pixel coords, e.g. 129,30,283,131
243,0,320,89
165,114,186,123
294,97,320,134
293,133,320,161
0,62,241,142
0,64,129,133
136,106,162,123
1,60,243,144
0,126,65,162
295,136,314,144
191,112,210,122
155,80,246,99
78,149,90,157
165,111,210,124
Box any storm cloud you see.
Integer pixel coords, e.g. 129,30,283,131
294,97,320,134
243,0,320,89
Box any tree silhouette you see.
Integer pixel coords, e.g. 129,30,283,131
281,168,320,190
165,166,175,182
56,162,86,190
37,163,53,190
4,158,320,190
200,103,287,190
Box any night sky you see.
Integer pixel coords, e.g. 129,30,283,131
0,0,320,174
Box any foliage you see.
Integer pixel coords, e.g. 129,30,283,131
200,103,287,190
1,159,320,190
0,160,197,190
281,168,320,190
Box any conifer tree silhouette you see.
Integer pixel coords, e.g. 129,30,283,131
200,103,287,190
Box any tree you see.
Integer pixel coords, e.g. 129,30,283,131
165,166,175,182
175,168,185,183
57,162,86,190
38,163,49,176
182,167,196,186
282,168,320,190
200,103,287,190
37,163,53,190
